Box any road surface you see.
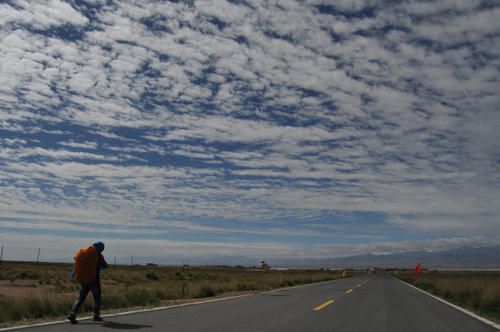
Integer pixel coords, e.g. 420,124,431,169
6,274,497,331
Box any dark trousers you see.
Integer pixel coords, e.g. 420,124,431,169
71,280,101,315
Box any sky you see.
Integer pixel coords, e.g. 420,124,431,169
0,0,499,264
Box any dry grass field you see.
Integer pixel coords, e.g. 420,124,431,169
397,270,500,323
0,261,346,327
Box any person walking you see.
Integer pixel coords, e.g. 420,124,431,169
67,241,108,324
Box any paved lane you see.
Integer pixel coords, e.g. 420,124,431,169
6,274,497,331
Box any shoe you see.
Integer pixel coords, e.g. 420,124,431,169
67,313,78,324
93,315,104,322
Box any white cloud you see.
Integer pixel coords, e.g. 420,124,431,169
0,0,88,29
0,0,499,261
13,147,114,161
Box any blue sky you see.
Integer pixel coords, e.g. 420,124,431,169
0,0,499,264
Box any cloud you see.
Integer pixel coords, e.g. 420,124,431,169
0,0,88,29
0,0,499,261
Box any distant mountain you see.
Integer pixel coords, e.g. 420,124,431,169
269,246,500,269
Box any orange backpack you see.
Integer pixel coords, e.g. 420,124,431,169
73,246,99,285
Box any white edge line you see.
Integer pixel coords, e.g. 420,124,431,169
0,294,252,332
396,277,500,330
0,276,359,331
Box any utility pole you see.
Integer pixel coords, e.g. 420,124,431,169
36,248,40,264
131,256,133,266
0,245,3,266
114,256,116,270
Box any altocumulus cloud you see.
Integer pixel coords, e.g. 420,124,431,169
0,0,499,263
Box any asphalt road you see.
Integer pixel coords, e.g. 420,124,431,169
8,274,498,332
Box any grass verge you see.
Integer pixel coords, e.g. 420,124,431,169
396,270,500,324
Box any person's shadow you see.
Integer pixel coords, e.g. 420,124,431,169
98,321,153,330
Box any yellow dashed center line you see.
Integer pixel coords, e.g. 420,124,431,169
314,299,335,311
314,279,372,311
